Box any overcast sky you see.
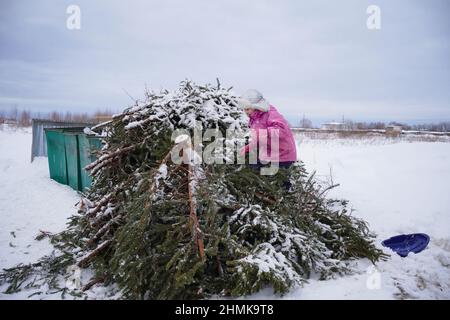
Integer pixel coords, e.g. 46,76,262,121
1,0,449,125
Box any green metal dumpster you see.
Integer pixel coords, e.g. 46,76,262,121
78,134,103,191
44,128,102,192
46,129,68,185
64,133,81,190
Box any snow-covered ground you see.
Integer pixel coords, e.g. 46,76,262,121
0,127,449,299
290,134,450,299
0,126,77,299
0,126,79,268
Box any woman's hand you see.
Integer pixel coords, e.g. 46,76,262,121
240,145,250,156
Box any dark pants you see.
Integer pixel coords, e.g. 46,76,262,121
249,161,295,190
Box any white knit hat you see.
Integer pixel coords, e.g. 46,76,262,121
237,89,270,112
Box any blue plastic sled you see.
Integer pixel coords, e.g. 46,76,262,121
382,233,430,257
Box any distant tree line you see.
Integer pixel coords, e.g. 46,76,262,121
297,116,450,132
343,120,450,132
0,106,113,127
2,107,449,132
398,121,450,132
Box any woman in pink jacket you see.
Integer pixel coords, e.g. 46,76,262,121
238,89,297,171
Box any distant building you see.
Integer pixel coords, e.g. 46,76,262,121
4,119,18,125
94,115,113,123
385,125,402,136
321,122,346,131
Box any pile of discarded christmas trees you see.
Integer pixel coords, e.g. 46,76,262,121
0,80,386,299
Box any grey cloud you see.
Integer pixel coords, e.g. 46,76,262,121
0,0,449,123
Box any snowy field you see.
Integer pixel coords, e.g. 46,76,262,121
0,126,449,299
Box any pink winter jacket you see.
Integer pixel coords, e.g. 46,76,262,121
244,105,297,162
